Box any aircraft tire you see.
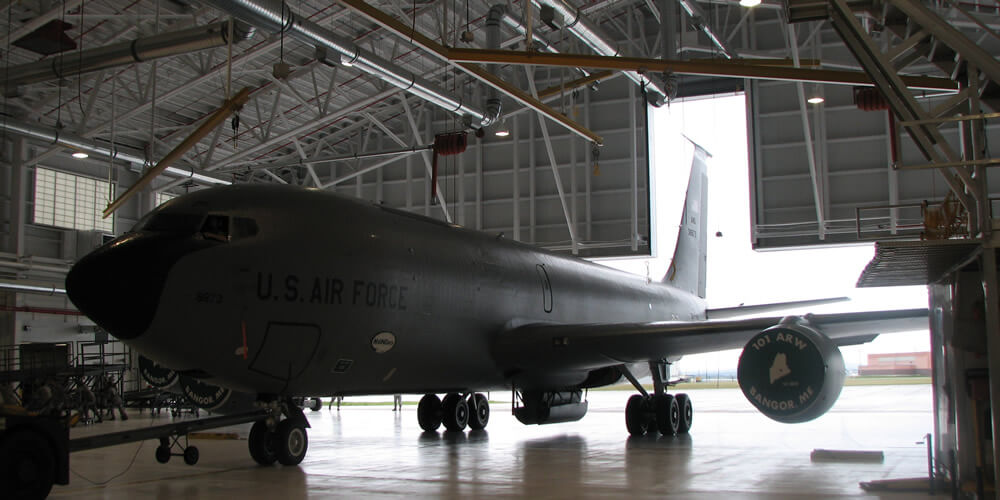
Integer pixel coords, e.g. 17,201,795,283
418,394,443,431
183,446,199,466
468,393,490,430
274,420,308,466
308,398,322,412
441,393,469,432
675,393,693,434
155,445,171,464
0,428,55,500
653,394,679,436
625,394,648,436
248,420,277,466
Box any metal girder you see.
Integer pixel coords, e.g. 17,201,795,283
888,0,1000,88
827,0,982,232
787,24,826,240
334,0,603,145
203,88,399,173
445,48,959,90
525,67,579,252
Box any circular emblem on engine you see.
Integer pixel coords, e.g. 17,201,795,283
179,375,232,410
371,331,396,353
138,355,178,389
737,326,827,422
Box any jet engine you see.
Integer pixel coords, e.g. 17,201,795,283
178,374,257,414
138,355,179,390
736,316,846,423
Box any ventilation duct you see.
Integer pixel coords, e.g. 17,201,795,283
205,0,490,126
533,0,668,104
4,20,255,91
491,4,589,79
0,119,231,185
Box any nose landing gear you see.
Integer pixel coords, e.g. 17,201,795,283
248,398,310,466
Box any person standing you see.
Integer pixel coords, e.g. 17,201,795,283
393,394,402,411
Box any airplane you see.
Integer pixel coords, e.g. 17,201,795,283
64,146,928,467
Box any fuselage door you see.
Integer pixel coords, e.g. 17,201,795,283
536,264,553,313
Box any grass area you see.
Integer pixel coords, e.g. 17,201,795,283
594,376,931,392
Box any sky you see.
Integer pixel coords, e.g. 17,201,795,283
598,93,930,375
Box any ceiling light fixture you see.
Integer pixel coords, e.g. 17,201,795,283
71,151,89,159
494,120,510,137
739,0,761,7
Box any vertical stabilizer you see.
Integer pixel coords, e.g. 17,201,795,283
664,145,709,298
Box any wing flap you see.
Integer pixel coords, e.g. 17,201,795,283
493,308,928,374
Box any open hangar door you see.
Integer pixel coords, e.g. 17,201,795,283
746,12,1000,491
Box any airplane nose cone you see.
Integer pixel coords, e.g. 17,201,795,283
66,233,201,340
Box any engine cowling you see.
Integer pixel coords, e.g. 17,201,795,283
737,316,846,423
138,355,179,390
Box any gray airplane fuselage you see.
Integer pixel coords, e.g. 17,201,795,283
72,185,705,397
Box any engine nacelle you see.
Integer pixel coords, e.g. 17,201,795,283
178,374,257,415
138,355,178,390
737,316,846,423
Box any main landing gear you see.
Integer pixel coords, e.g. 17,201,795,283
248,398,310,466
417,392,490,432
622,362,693,437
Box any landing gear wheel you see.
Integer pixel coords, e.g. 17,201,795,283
0,429,56,500
417,394,443,432
441,393,469,432
625,394,648,436
308,398,322,412
248,420,277,466
183,446,200,465
653,393,679,435
675,393,693,434
468,393,490,430
274,420,308,466
155,445,171,464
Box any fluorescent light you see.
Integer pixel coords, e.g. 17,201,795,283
739,0,761,7
494,119,510,137
807,96,825,104
71,152,89,159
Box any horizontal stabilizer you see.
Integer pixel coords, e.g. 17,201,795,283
706,297,850,319
832,334,879,347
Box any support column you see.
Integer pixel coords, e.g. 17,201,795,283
980,246,1000,490
10,137,26,257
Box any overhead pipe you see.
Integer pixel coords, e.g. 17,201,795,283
532,0,668,104
0,119,232,185
484,5,506,126
492,4,590,79
676,0,733,60
4,20,256,91
205,0,490,126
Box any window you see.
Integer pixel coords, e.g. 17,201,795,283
33,167,114,233
155,192,176,206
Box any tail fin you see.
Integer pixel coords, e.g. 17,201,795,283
664,145,709,298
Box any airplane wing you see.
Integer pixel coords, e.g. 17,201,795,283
492,308,928,373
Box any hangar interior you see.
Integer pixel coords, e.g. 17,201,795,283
0,0,999,496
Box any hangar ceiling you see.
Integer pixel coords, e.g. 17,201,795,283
1,0,998,270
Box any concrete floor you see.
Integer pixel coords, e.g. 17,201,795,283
51,385,945,499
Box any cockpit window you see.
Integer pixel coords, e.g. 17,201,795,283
231,217,259,240
137,213,205,234
201,215,230,242
134,212,258,242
